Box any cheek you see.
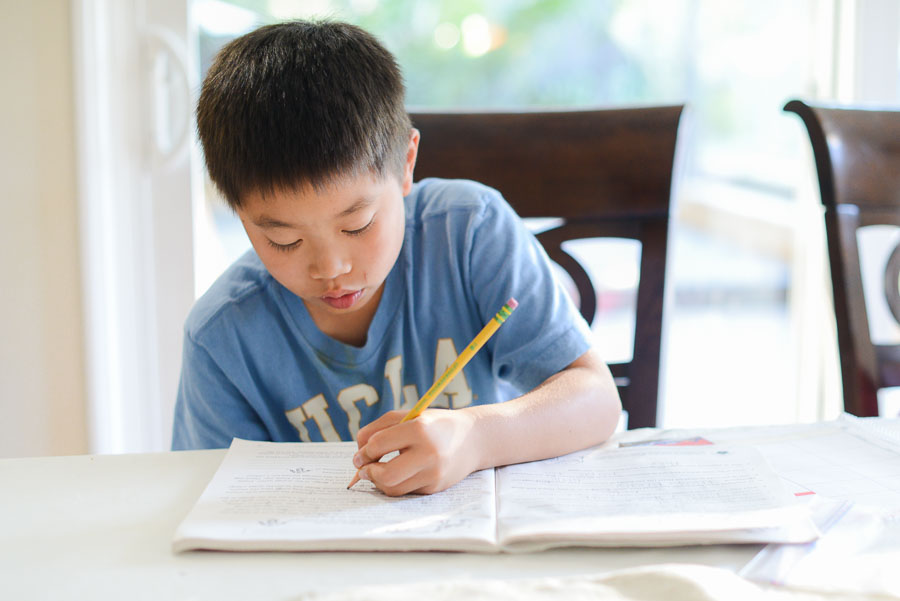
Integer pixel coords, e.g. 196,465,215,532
249,238,300,284
372,215,404,265
257,250,292,283
246,230,274,261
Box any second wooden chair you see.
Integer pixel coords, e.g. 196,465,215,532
785,99,900,417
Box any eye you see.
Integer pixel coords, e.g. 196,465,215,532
344,216,375,236
266,238,302,252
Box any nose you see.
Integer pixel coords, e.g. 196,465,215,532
308,243,351,280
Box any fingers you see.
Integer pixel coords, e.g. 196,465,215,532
351,409,475,496
359,451,446,496
354,417,432,469
356,410,405,448
351,414,419,476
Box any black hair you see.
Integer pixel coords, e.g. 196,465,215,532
197,20,412,208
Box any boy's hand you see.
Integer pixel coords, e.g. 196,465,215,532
353,409,479,496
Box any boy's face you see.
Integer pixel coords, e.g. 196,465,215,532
237,131,419,344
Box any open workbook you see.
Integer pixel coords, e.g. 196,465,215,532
173,439,818,553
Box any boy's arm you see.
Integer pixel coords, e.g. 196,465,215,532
353,347,620,496
466,347,620,471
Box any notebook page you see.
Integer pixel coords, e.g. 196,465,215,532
173,439,497,552
496,445,817,550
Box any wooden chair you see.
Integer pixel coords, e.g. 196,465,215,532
410,107,685,428
784,99,900,417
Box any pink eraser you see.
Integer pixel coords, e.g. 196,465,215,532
506,297,518,310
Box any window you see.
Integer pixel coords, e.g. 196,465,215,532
191,0,835,428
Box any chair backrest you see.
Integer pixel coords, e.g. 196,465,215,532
784,99,900,417
410,107,684,428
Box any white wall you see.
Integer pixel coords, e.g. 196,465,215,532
0,0,87,457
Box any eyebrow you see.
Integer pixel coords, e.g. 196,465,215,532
337,197,374,218
253,216,295,229
253,197,374,229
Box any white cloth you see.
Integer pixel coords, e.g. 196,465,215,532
293,563,885,601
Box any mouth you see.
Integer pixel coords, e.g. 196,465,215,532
320,289,363,310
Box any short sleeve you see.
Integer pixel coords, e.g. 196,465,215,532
172,331,269,450
466,188,593,392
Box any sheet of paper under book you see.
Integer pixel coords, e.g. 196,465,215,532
172,438,818,553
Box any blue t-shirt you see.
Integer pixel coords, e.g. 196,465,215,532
172,178,592,449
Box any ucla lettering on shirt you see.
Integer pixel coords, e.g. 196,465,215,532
285,339,474,441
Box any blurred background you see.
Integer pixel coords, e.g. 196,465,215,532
2,0,898,457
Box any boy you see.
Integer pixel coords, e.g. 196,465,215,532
173,20,621,496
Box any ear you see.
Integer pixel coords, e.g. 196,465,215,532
400,128,420,196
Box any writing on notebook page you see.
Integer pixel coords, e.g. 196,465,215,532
174,439,817,552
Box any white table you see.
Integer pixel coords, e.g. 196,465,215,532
0,448,759,601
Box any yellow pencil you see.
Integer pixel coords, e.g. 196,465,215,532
347,297,519,489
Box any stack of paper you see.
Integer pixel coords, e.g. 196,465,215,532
737,415,900,598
